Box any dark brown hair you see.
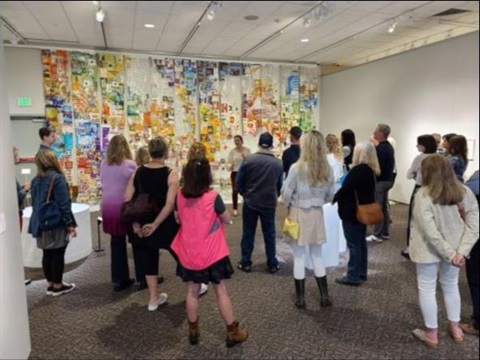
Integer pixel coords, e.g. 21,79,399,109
181,157,212,198
417,134,437,154
449,135,468,163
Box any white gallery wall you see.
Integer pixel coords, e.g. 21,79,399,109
320,32,479,204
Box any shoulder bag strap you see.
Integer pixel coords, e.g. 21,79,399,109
45,175,56,203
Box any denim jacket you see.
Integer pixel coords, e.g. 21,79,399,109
28,170,77,238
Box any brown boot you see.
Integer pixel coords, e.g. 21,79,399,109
226,320,248,348
188,318,199,345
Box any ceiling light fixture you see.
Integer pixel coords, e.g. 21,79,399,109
206,1,222,21
301,38,310,43
96,8,105,22
303,16,312,28
144,24,155,28
92,1,99,5
387,20,397,33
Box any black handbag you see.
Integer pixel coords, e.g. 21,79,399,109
38,175,65,231
121,169,160,223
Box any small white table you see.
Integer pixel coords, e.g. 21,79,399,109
22,203,93,268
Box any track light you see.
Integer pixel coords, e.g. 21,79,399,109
206,1,222,21
303,16,312,28
387,20,397,33
96,8,105,22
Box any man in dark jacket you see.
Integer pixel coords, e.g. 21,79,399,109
236,132,283,274
282,126,302,178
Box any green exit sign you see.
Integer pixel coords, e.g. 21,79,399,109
17,97,32,107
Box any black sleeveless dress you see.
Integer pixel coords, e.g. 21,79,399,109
132,166,179,249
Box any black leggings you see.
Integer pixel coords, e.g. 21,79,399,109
42,246,67,284
137,245,179,276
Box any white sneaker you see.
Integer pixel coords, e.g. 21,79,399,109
148,293,168,311
199,283,208,296
366,235,383,243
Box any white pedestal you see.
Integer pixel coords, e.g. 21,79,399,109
22,203,93,268
322,202,347,268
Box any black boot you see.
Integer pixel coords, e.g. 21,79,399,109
294,279,305,309
315,276,332,307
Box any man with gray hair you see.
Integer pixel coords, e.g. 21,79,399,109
236,132,283,274
367,123,396,242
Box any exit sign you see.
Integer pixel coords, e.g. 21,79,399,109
17,97,32,107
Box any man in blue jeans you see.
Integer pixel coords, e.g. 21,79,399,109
236,132,283,274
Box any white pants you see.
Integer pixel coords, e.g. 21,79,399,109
293,244,326,279
416,262,461,329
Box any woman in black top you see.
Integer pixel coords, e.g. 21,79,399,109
333,142,379,286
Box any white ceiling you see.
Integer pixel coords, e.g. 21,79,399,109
1,1,479,68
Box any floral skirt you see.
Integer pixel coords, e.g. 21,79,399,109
177,256,234,284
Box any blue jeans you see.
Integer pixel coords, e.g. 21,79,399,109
342,221,367,283
373,180,394,237
111,235,130,285
240,203,278,268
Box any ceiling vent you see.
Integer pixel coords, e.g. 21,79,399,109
431,8,471,17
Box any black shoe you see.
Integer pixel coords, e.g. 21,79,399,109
51,283,76,296
114,278,134,292
360,275,367,282
401,250,411,260
137,277,165,291
24,279,32,286
268,265,280,274
335,276,360,287
237,263,252,273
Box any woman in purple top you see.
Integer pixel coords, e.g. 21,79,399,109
100,135,137,292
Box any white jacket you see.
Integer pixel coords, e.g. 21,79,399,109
409,185,479,263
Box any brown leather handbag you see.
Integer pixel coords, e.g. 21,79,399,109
355,191,384,225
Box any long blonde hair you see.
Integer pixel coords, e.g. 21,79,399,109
107,135,132,165
297,130,332,186
352,142,381,175
421,154,465,205
325,134,343,161
35,150,64,177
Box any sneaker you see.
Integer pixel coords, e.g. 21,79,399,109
268,265,280,274
237,263,252,273
366,235,383,243
51,283,76,296
335,276,360,287
148,293,168,311
199,283,208,296
24,279,32,286
381,234,390,240
46,286,54,295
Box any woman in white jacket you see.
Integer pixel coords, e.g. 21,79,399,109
281,130,336,309
410,155,479,348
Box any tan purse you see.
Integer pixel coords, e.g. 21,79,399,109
355,191,384,225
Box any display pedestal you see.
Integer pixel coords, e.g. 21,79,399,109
22,203,93,268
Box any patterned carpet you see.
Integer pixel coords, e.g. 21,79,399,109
25,203,479,359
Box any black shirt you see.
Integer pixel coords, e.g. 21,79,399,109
376,141,395,182
282,144,300,177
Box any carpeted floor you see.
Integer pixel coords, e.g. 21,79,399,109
25,203,479,359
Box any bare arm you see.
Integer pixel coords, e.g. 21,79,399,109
219,210,231,224
124,170,137,202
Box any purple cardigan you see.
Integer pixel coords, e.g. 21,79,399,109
100,159,137,235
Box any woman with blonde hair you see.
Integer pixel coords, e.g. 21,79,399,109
281,130,336,309
135,146,151,167
28,150,77,296
410,155,478,348
325,134,344,184
100,135,137,291
333,142,380,286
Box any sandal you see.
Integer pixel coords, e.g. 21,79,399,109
412,328,438,348
448,326,464,344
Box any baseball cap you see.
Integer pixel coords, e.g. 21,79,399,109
289,126,302,139
258,132,273,149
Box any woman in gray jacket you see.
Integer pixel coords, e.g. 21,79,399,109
410,155,479,348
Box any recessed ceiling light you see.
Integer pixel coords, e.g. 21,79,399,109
144,24,155,28
301,38,310,43
244,15,259,21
